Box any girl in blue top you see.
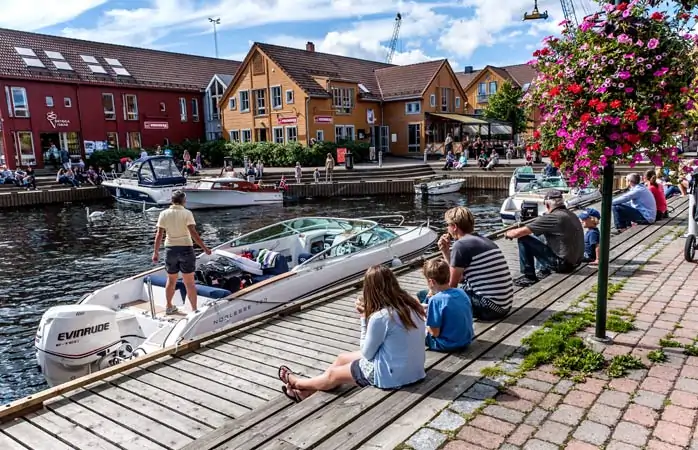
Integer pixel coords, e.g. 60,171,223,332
279,265,426,402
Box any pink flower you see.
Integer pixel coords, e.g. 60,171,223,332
618,70,631,80
653,67,669,77
648,38,659,49
636,118,650,133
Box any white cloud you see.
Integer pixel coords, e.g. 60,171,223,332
0,0,106,30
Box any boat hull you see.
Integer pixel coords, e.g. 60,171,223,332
500,189,603,224
102,181,178,206
415,179,464,195
182,189,283,209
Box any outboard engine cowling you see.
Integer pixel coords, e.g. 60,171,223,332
35,305,121,386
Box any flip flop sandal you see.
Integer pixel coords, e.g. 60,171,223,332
282,386,302,403
278,365,298,385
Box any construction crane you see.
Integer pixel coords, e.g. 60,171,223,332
524,0,586,28
385,13,402,64
560,0,579,27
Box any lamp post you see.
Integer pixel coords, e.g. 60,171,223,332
208,18,221,58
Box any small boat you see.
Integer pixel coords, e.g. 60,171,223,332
183,177,283,209
415,178,465,195
35,216,437,387
509,166,538,196
500,177,602,224
102,156,186,206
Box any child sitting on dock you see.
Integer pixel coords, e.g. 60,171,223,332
579,208,601,264
422,259,474,352
278,265,426,402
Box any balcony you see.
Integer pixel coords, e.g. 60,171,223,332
476,93,490,104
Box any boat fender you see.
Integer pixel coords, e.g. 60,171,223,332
391,257,403,267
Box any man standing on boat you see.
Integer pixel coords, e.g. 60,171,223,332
152,190,211,314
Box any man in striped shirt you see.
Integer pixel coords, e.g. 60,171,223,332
438,207,514,320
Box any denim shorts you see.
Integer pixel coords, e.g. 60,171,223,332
165,246,196,274
350,359,374,387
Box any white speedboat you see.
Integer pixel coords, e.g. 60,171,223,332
415,178,465,195
35,216,437,386
508,166,539,196
500,177,602,224
183,177,283,209
102,156,186,206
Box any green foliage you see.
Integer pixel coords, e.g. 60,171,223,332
480,366,507,378
552,338,605,374
86,148,140,171
226,140,370,167
483,81,528,137
648,349,668,363
607,355,645,378
660,334,683,348
607,315,635,333
684,344,698,356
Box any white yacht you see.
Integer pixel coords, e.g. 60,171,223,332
183,177,283,209
102,156,186,206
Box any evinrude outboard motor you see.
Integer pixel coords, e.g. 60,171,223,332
521,201,539,221
35,304,127,386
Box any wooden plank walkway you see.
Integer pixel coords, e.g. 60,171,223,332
0,196,689,449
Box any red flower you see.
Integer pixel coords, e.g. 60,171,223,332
679,12,690,20
540,48,550,56
549,86,561,96
568,84,583,95
651,12,664,21
595,102,607,113
533,50,541,57
626,134,641,145
610,100,622,109
588,98,600,107
621,143,632,154
580,113,592,123
681,87,689,93
624,109,638,121
533,130,541,139
616,2,628,11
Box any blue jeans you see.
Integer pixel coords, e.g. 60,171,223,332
664,185,681,199
612,204,649,229
518,235,570,279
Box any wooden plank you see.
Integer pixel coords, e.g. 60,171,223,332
235,334,338,365
193,346,300,380
213,342,328,375
0,431,28,449
276,316,361,339
248,327,356,355
284,310,359,329
1,420,73,450
26,410,121,450
176,352,280,394
264,319,360,346
255,324,358,353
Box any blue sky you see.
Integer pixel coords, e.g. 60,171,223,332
0,0,591,70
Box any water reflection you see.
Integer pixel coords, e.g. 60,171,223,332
0,190,505,403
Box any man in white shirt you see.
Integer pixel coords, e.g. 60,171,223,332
152,191,211,314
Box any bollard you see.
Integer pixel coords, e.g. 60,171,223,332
423,150,428,164
378,150,383,168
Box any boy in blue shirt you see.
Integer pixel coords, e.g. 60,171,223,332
579,208,601,263
422,259,474,352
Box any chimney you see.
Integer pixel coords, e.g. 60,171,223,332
306,41,315,52
463,66,474,74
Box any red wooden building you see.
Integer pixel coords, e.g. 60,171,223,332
0,28,240,169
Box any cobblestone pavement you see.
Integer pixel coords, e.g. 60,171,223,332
401,231,698,450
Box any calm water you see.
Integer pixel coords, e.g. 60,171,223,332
0,191,505,404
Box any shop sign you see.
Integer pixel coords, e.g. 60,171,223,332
144,121,169,130
314,115,333,124
337,147,347,164
46,111,70,128
278,116,297,125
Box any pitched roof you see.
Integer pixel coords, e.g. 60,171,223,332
0,28,241,92
456,70,481,89
456,63,537,90
501,64,537,87
375,60,445,100
216,74,234,86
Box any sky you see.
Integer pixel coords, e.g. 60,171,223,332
0,0,599,70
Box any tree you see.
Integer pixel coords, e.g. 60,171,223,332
483,81,528,138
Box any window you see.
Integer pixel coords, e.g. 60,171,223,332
126,132,142,149
331,87,355,114
252,53,265,75
489,81,498,95
285,126,298,143
239,90,250,112
179,97,187,122
455,97,461,109
208,80,224,119
316,130,324,141
255,128,268,142
441,87,453,112
229,130,240,142
45,96,54,107
271,86,282,110
335,125,355,143
80,55,98,63
254,89,266,115
10,87,29,117
192,98,199,122
241,129,252,142
106,132,118,150
408,123,421,153
474,108,484,115
16,131,35,163
273,127,284,144
478,82,487,95
228,97,236,111
429,94,436,107
102,94,115,120
123,94,138,120
285,90,294,104
64,97,72,108
405,101,421,115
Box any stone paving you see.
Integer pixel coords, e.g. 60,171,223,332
402,231,698,450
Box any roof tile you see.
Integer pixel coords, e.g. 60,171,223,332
375,60,445,100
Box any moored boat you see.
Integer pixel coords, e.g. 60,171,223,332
102,156,186,206
183,177,283,209
415,178,465,195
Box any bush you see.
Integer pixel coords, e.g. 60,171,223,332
226,140,371,167
86,148,140,171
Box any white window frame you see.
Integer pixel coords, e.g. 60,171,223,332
106,132,119,149
64,97,72,108
123,94,138,120
15,131,35,163
285,89,294,104
455,97,461,109
405,101,421,115
429,94,436,108
331,87,355,114
103,93,116,120
441,87,450,112
272,126,284,144
179,97,187,122
239,90,250,112
229,130,240,142
45,96,54,107
334,125,355,143
285,126,298,143
228,97,236,111
10,87,29,117
254,89,266,116
316,130,324,141
126,132,142,149
192,98,200,122
271,85,282,110
241,129,252,143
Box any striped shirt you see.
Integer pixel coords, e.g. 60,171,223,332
450,234,514,311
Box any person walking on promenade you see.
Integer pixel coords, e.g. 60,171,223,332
294,162,303,184
152,190,211,314
325,153,335,182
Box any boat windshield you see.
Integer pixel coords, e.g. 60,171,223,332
229,217,377,247
151,158,181,179
299,223,399,264
522,177,568,192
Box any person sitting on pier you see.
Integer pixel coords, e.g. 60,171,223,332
645,169,668,221
612,172,656,233
278,265,426,402
579,208,601,264
56,168,79,187
443,151,455,170
505,190,585,287
421,259,474,352
430,206,513,320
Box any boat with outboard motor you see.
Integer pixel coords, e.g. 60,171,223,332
508,166,539,196
183,176,283,209
35,216,437,386
414,178,465,195
101,155,186,206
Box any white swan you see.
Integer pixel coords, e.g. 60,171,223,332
86,207,105,220
142,201,161,213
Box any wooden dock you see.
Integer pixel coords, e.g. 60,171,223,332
0,196,689,449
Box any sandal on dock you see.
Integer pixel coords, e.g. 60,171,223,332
278,365,299,384
282,385,302,403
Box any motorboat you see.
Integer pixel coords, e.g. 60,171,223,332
35,216,437,386
102,156,186,206
183,177,283,209
508,166,539,196
500,177,602,224
415,178,465,195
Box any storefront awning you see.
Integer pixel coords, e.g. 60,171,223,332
428,113,490,125
428,113,513,135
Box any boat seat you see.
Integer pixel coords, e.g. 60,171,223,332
298,252,313,264
145,275,232,300
263,255,289,276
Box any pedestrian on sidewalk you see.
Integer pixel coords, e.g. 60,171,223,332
294,162,302,184
313,168,320,183
325,153,335,182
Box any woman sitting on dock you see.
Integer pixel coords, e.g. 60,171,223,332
278,265,426,402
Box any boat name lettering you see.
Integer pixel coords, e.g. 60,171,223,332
213,305,252,325
57,322,111,341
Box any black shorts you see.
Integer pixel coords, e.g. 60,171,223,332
350,359,373,387
165,246,196,274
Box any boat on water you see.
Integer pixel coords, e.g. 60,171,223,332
500,177,602,224
415,178,465,195
508,166,539,196
102,155,186,206
183,177,283,209
35,216,437,386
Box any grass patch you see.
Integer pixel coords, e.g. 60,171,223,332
480,366,507,378
607,355,645,378
607,315,635,333
648,349,668,363
659,334,683,348
684,345,698,356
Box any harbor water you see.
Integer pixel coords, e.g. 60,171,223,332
0,191,505,404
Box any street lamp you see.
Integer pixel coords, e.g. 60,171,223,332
523,0,549,21
208,17,221,58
